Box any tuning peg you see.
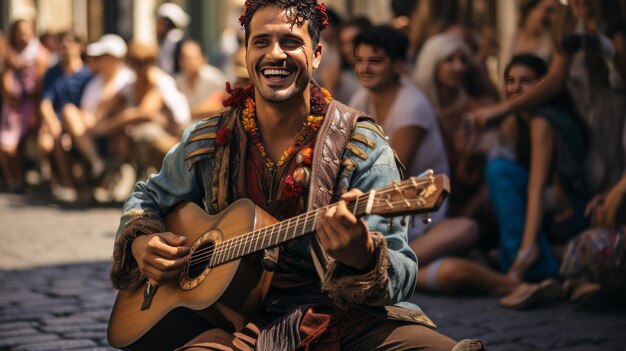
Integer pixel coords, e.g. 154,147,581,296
417,169,434,179
422,214,431,224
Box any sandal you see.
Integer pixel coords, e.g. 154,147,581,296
499,279,563,310
452,339,486,351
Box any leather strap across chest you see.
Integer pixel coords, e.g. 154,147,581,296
306,100,369,277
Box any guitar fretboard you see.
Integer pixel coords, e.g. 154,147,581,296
209,192,371,267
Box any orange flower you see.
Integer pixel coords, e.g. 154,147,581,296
297,148,313,166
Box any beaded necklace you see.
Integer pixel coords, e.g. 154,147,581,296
241,86,332,169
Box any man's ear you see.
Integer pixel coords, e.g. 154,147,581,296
312,42,323,69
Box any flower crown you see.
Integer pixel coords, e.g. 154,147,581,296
238,1,329,30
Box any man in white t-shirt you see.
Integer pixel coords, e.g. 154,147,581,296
61,34,135,179
81,34,135,122
175,40,227,119
348,25,449,237
349,26,482,295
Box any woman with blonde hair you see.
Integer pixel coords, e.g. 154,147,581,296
413,33,492,220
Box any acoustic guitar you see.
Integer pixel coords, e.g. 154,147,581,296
107,171,449,350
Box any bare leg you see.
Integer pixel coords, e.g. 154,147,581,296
62,104,104,177
38,127,74,187
0,146,24,191
418,257,520,295
0,149,17,190
410,217,479,265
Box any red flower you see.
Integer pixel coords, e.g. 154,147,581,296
283,175,305,198
215,126,230,146
222,82,254,107
239,0,253,26
315,3,329,30
310,84,329,115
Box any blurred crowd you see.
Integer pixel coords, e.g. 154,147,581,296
1,0,625,305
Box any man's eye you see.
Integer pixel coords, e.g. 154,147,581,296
254,39,270,47
283,39,302,47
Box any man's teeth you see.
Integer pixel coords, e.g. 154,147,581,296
263,69,290,76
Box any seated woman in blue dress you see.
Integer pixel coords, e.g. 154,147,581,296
486,54,589,282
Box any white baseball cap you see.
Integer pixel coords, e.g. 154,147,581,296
157,3,190,29
86,34,127,58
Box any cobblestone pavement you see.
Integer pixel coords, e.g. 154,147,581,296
1,193,625,351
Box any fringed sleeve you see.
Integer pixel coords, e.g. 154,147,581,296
110,209,167,290
321,232,390,307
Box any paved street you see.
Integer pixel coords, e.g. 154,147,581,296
1,192,625,350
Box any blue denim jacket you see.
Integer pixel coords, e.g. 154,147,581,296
112,104,434,327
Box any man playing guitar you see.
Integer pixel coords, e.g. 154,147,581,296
109,1,484,350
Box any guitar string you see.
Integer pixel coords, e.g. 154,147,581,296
187,199,424,267
187,177,432,260
186,197,431,267
185,187,387,266
186,191,371,263
186,182,434,267
186,197,372,267
186,181,436,266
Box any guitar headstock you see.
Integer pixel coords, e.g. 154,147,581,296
367,171,450,218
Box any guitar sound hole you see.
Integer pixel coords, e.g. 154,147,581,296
187,241,214,279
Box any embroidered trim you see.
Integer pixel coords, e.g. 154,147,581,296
350,133,377,149
188,132,217,143
191,118,220,133
184,147,216,161
356,121,387,140
345,142,368,160
341,157,358,171
321,232,390,307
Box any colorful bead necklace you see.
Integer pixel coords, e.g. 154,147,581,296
241,86,332,169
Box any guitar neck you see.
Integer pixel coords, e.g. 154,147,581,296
209,172,449,267
209,192,372,267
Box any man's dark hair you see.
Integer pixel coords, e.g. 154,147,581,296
503,54,548,80
57,30,83,45
390,0,419,18
325,6,342,28
338,16,372,35
157,16,176,30
353,25,408,62
240,0,327,47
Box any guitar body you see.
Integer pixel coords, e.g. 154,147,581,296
107,199,277,350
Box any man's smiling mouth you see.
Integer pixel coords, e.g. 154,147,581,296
262,68,292,78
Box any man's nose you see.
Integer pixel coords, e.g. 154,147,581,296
355,61,367,74
268,42,287,61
